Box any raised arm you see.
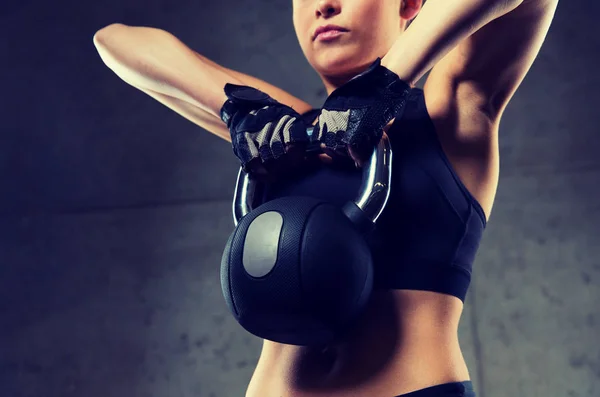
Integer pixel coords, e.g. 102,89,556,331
381,0,558,121
93,24,313,142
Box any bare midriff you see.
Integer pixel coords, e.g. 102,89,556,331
245,289,471,397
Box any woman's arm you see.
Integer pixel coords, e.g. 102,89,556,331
93,24,313,142
381,0,558,121
381,0,525,85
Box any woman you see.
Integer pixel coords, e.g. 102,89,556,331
93,0,558,395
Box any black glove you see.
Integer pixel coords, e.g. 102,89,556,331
314,58,412,165
220,83,309,173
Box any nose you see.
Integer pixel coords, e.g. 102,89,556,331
315,0,341,18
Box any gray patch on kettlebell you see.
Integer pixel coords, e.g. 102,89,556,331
242,211,284,277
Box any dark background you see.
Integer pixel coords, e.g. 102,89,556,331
1,0,598,396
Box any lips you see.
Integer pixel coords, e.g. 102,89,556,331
313,24,348,40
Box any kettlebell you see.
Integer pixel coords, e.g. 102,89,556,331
220,132,392,346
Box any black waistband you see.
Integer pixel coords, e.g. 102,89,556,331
395,381,475,397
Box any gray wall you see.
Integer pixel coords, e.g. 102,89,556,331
1,0,598,396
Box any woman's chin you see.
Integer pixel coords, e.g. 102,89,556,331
312,52,370,82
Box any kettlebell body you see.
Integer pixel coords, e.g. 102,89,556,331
221,133,392,346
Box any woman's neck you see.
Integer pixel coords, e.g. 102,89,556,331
319,61,373,95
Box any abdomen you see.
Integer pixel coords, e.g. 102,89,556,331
247,289,470,397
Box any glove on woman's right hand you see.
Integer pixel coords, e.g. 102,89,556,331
220,83,310,177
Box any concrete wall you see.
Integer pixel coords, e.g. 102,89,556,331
1,0,598,396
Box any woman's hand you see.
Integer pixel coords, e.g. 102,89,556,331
314,119,396,167
314,58,411,167
221,84,310,181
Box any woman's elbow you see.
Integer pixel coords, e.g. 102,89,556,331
93,23,127,45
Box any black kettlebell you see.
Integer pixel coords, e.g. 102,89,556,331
220,132,392,347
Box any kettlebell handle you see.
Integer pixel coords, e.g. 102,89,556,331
232,131,392,228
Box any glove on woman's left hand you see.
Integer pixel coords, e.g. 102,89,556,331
314,58,411,166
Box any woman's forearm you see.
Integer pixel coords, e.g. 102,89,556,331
381,0,523,85
93,24,241,118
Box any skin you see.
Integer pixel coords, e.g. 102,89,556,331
293,0,419,94
291,0,423,166
246,1,558,396
93,0,558,393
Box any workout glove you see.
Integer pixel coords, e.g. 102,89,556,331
314,58,412,165
220,83,309,173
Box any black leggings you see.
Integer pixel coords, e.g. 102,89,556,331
395,381,475,397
